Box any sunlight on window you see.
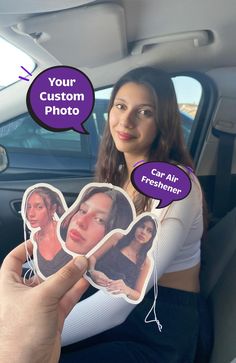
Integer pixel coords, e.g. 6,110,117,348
0,37,35,89
172,76,202,118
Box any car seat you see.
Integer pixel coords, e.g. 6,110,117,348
200,206,236,363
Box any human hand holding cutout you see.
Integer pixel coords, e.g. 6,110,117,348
0,242,88,363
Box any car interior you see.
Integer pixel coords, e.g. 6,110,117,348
0,1,236,362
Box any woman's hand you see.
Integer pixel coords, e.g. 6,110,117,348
106,279,141,301
0,242,88,363
88,270,112,286
106,279,130,296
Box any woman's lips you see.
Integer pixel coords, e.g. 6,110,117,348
69,229,85,243
137,234,146,241
29,220,38,226
117,131,135,141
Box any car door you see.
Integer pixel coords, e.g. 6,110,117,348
0,102,106,261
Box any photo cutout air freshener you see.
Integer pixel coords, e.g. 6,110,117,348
22,182,136,280
58,182,136,257
84,212,158,304
21,183,69,280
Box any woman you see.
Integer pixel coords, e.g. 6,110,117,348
60,184,135,255
59,67,205,363
24,185,71,279
87,215,157,302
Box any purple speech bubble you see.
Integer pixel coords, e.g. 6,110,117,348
131,162,192,208
26,66,95,134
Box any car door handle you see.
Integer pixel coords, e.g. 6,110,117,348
10,200,22,217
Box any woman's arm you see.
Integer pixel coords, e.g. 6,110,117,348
62,179,202,345
151,174,203,277
134,257,152,295
61,290,135,346
61,177,203,346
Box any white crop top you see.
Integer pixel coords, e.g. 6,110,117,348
151,172,202,273
61,174,203,346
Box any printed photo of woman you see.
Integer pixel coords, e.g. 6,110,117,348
22,184,70,279
86,214,157,302
59,183,135,256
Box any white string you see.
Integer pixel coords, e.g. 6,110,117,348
22,220,40,286
144,257,162,332
144,218,162,332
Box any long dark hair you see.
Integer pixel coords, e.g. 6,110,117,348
26,187,65,218
60,186,134,241
117,215,157,268
95,67,194,214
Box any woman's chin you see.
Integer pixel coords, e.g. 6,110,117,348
65,242,84,255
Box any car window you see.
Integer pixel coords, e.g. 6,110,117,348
0,102,104,175
0,37,35,90
0,115,83,152
95,75,202,143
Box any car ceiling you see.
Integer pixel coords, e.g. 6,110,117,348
1,0,236,121
1,0,236,72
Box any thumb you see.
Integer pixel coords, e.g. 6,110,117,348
41,256,88,301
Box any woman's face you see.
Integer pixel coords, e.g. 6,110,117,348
65,192,113,254
26,192,51,229
109,82,157,158
134,220,155,244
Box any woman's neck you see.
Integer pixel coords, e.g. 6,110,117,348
39,220,56,238
129,239,142,253
123,153,148,200
124,153,148,179
121,239,142,264
37,221,62,260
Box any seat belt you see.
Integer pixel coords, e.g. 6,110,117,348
212,130,235,219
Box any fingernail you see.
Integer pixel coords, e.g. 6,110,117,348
74,256,88,271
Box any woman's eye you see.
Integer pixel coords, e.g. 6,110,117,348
94,216,105,225
138,109,153,117
114,103,125,110
77,208,87,215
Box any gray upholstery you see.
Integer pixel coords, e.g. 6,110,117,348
200,207,236,363
209,249,236,363
201,207,236,298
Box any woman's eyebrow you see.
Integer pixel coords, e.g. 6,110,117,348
114,97,127,103
140,104,155,108
114,97,154,108
94,209,109,215
83,201,109,215
27,202,42,207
